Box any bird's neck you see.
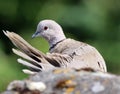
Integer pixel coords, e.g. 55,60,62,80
48,34,66,49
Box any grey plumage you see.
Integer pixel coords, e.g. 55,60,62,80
3,20,107,74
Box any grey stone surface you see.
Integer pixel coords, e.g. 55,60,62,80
2,69,120,94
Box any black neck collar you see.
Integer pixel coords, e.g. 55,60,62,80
49,39,65,51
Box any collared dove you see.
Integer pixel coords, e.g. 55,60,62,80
3,19,107,74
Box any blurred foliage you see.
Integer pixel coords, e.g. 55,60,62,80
1,0,120,92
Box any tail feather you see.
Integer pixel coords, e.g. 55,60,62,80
22,69,37,75
12,48,43,68
17,58,42,71
12,48,36,63
17,58,55,73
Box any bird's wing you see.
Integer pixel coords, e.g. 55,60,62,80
3,31,72,74
3,31,55,72
45,53,73,67
3,31,46,58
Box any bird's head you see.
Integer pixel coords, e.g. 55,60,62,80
32,20,66,47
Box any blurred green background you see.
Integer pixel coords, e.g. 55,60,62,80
1,0,120,92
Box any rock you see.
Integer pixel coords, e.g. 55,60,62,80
2,69,120,94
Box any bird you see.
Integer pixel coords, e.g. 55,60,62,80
3,19,107,74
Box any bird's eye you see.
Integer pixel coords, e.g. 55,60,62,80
44,26,48,30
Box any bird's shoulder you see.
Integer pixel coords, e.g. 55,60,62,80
50,38,96,55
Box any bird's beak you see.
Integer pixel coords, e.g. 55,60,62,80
32,31,39,38
32,33,36,38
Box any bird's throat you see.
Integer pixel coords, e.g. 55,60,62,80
48,36,66,50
